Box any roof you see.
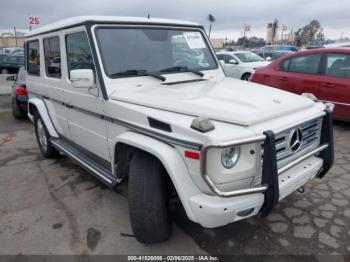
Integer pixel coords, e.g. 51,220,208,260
26,16,201,37
216,50,253,54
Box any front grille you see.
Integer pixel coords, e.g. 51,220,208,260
261,117,322,165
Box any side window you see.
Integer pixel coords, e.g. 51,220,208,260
280,59,290,71
27,40,40,76
66,31,95,78
217,54,224,61
288,54,321,74
8,56,17,62
226,55,237,64
219,54,233,64
17,56,24,63
324,53,350,79
44,36,61,78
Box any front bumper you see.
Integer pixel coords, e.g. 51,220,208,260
193,111,334,227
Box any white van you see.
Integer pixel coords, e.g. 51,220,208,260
25,16,334,243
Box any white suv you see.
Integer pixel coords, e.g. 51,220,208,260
25,16,334,243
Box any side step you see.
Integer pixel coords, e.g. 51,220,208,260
50,138,118,187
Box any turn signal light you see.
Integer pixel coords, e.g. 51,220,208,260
184,151,200,160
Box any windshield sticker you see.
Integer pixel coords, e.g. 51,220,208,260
184,32,206,49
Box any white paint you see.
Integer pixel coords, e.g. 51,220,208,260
25,16,329,230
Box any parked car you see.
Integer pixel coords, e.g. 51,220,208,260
217,51,270,80
260,45,299,52
0,55,24,74
26,16,333,244
7,66,28,119
0,54,8,62
255,50,292,61
250,48,350,121
324,42,350,48
0,47,24,55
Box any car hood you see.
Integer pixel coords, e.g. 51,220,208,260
241,61,271,68
109,77,315,126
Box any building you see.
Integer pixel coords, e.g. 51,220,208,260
210,38,224,49
0,29,28,48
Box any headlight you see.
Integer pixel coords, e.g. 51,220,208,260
221,146,240,169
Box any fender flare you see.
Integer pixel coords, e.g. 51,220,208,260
28,97,59,138
113,131,202,223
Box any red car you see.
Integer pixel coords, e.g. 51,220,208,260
250,48,350,121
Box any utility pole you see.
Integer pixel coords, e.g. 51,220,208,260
14,26,18,46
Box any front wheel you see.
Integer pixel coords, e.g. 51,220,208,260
241,73,251,81
34,113,59,158
128,150,172,243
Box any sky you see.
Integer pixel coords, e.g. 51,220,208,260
0,0,349,41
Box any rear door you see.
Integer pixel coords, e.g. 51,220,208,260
42,34,70,137
319,52,350,120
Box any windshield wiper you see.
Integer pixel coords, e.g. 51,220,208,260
110,69,166,81
160,66,204,77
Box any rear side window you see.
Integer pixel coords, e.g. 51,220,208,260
288,54,321,74
27,40,40,76
66,31,95,78
44,36,61,78
324,53,350,79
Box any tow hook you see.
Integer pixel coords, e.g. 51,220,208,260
297,186,305,193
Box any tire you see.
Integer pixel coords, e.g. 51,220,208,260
241,73,251,81
128,150,172,243
12,99,26,119
34,113,59,158
1,68,9,74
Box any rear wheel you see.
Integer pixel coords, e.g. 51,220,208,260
241,73,251,81
34,113,59,158
128,150,172,243
12,99,26,119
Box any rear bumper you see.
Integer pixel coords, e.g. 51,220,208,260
191,110,334,227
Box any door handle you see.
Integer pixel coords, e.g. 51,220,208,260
65,102,73,109
279,76,288,82
322,82,334,88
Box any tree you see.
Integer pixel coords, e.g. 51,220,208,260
236,36,265,48
295,19,322,46
208,14,216,38
237,36,249,48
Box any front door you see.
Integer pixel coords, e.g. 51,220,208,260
63,29,110,161
276,53,322,95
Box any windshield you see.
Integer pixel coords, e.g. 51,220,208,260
95,27,217,77
235,52,265,63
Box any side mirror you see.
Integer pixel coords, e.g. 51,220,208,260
229,59,238,64
70,69,94,88
6,75,15,81
266,56,272,61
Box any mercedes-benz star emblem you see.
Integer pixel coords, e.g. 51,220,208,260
289,128,303,152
